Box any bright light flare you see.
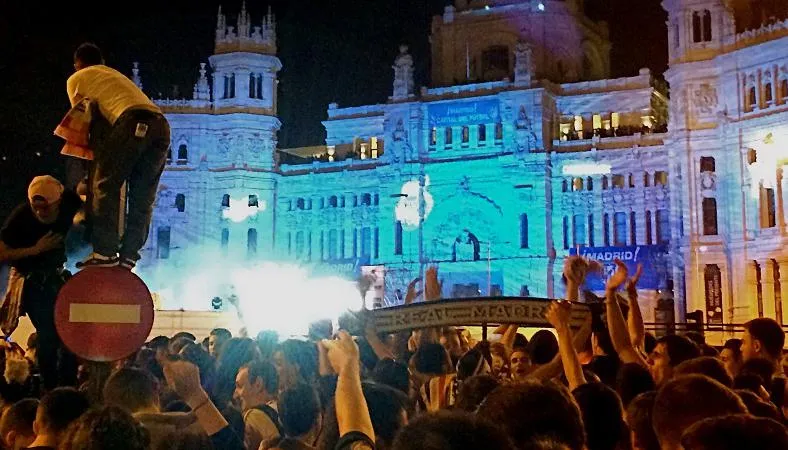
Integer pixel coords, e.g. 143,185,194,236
395,176,434,230
222,197,265,223
561,163,611,176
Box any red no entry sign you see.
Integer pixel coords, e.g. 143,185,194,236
55,267,154,362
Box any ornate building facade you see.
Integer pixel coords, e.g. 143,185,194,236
139,1,787,329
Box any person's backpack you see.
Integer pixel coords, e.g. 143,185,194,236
254,403,284,438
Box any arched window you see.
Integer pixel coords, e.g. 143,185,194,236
494,122,503,141
561,179,568,193
781,76,788,101
329,196,338,208
645,211,653,244
643,172,651,187
572,177,584,192
452,230,481,261
692,12,702,43
430,127,437,146
361,193,372,206
586,177,594,191
702,10,712,42
461,126,470,144
764,80,774,105
249,73,256,99
221,194,230,208
478,124,487,142
602,176,609,190
175,194,185,212
373,193,379,206
394,221,403,255
748,84,757,110
445,127,453,146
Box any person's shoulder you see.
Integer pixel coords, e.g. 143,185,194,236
1,202,31,229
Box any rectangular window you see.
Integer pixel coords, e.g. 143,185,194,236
645,211,653,245
461,126,469,143
588,214,595,247
562,216,569,250
353,229,358,257
573,214,587,246
295,231,304,258
445,127,453,146
603,213,610,246
340,229,346,259
374,227,379,259
630,212,637,245
495,122,503,141
519,214,529,249
656,209,670,244
478,124,487,142
761,187,776,228
395,221,403,255
612,175,625,189
157,227,171,259
700,157,715,173
692,12,702,43
328,229,338,260
654,171,668,186
614,212,627,246
702,198,718,235
307,232,312,261
361,227,372,258
248,229,258,257
221,228,229,251
430,127,437,146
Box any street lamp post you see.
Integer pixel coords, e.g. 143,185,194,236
391,173,426,298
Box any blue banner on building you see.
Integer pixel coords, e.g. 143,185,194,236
569,245,668,291
428,99,500,128
309,257,370,279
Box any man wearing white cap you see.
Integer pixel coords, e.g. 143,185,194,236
0,175,81,390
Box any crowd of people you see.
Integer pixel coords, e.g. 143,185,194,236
0,259,785,450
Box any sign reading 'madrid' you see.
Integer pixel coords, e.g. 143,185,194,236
428,99,500,128
569,245,668,290
371,297,590,333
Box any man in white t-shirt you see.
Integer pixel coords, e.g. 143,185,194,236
67,43,170,270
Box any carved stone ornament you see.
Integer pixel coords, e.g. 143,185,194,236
692,83,718,115
514,106,538,156
700,172,717,191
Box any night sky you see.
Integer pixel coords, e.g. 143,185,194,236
0,0,667,223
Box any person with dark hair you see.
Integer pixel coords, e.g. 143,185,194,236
572,383,629,450
172,331,197,342
169,337,195,356
274,340,318,393
267,383,321,449
179,342,217,393
0,176,81,391
392,411,515,450
0,398,38,450
209,328,233,359
652,375,747,450
680,414,788,450
256,330,279,361
234,360,281,450
454,375,500,412
213,338,260,408
527,329,559,366
67,42,171,269
625,391,659,450
412,343,454,412
103,367,203,450
372,358,410,395
477,381,586,450
509,347,531,382
28,387,89,449
674,356,733,387
735,389,782,420
616,362,656,408
742,318,785,366
58,406,150,450
648,334,700,386
103,367,159,413
720,338,743,378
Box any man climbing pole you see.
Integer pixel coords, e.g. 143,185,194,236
67,42,170,269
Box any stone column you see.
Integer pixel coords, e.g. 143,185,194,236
745,261,761,317
237,70,250,100
761,260,777,319
777,167,786,231
778,259,788,325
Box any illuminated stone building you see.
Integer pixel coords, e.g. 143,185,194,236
140,1,787,330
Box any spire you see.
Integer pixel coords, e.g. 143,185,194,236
238,1,250,38
193,62,211,101
131,62,143,89
216,5,226,40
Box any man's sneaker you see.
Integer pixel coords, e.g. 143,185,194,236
76,253,119,269
119,256,136,270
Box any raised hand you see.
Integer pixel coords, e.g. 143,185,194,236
626,263,643,296
404,277,422,305
605,259,629,291
424,267,442,301
563,256,590,285
546,301,572,332
321,330,360,374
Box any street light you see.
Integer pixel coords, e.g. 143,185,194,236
390,177,426,288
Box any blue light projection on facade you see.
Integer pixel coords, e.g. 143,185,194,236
139,1,788,330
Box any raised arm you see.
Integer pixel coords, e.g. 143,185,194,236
605,260,648,367
0,233,63,263
625,264,646,351
547,301,586,391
